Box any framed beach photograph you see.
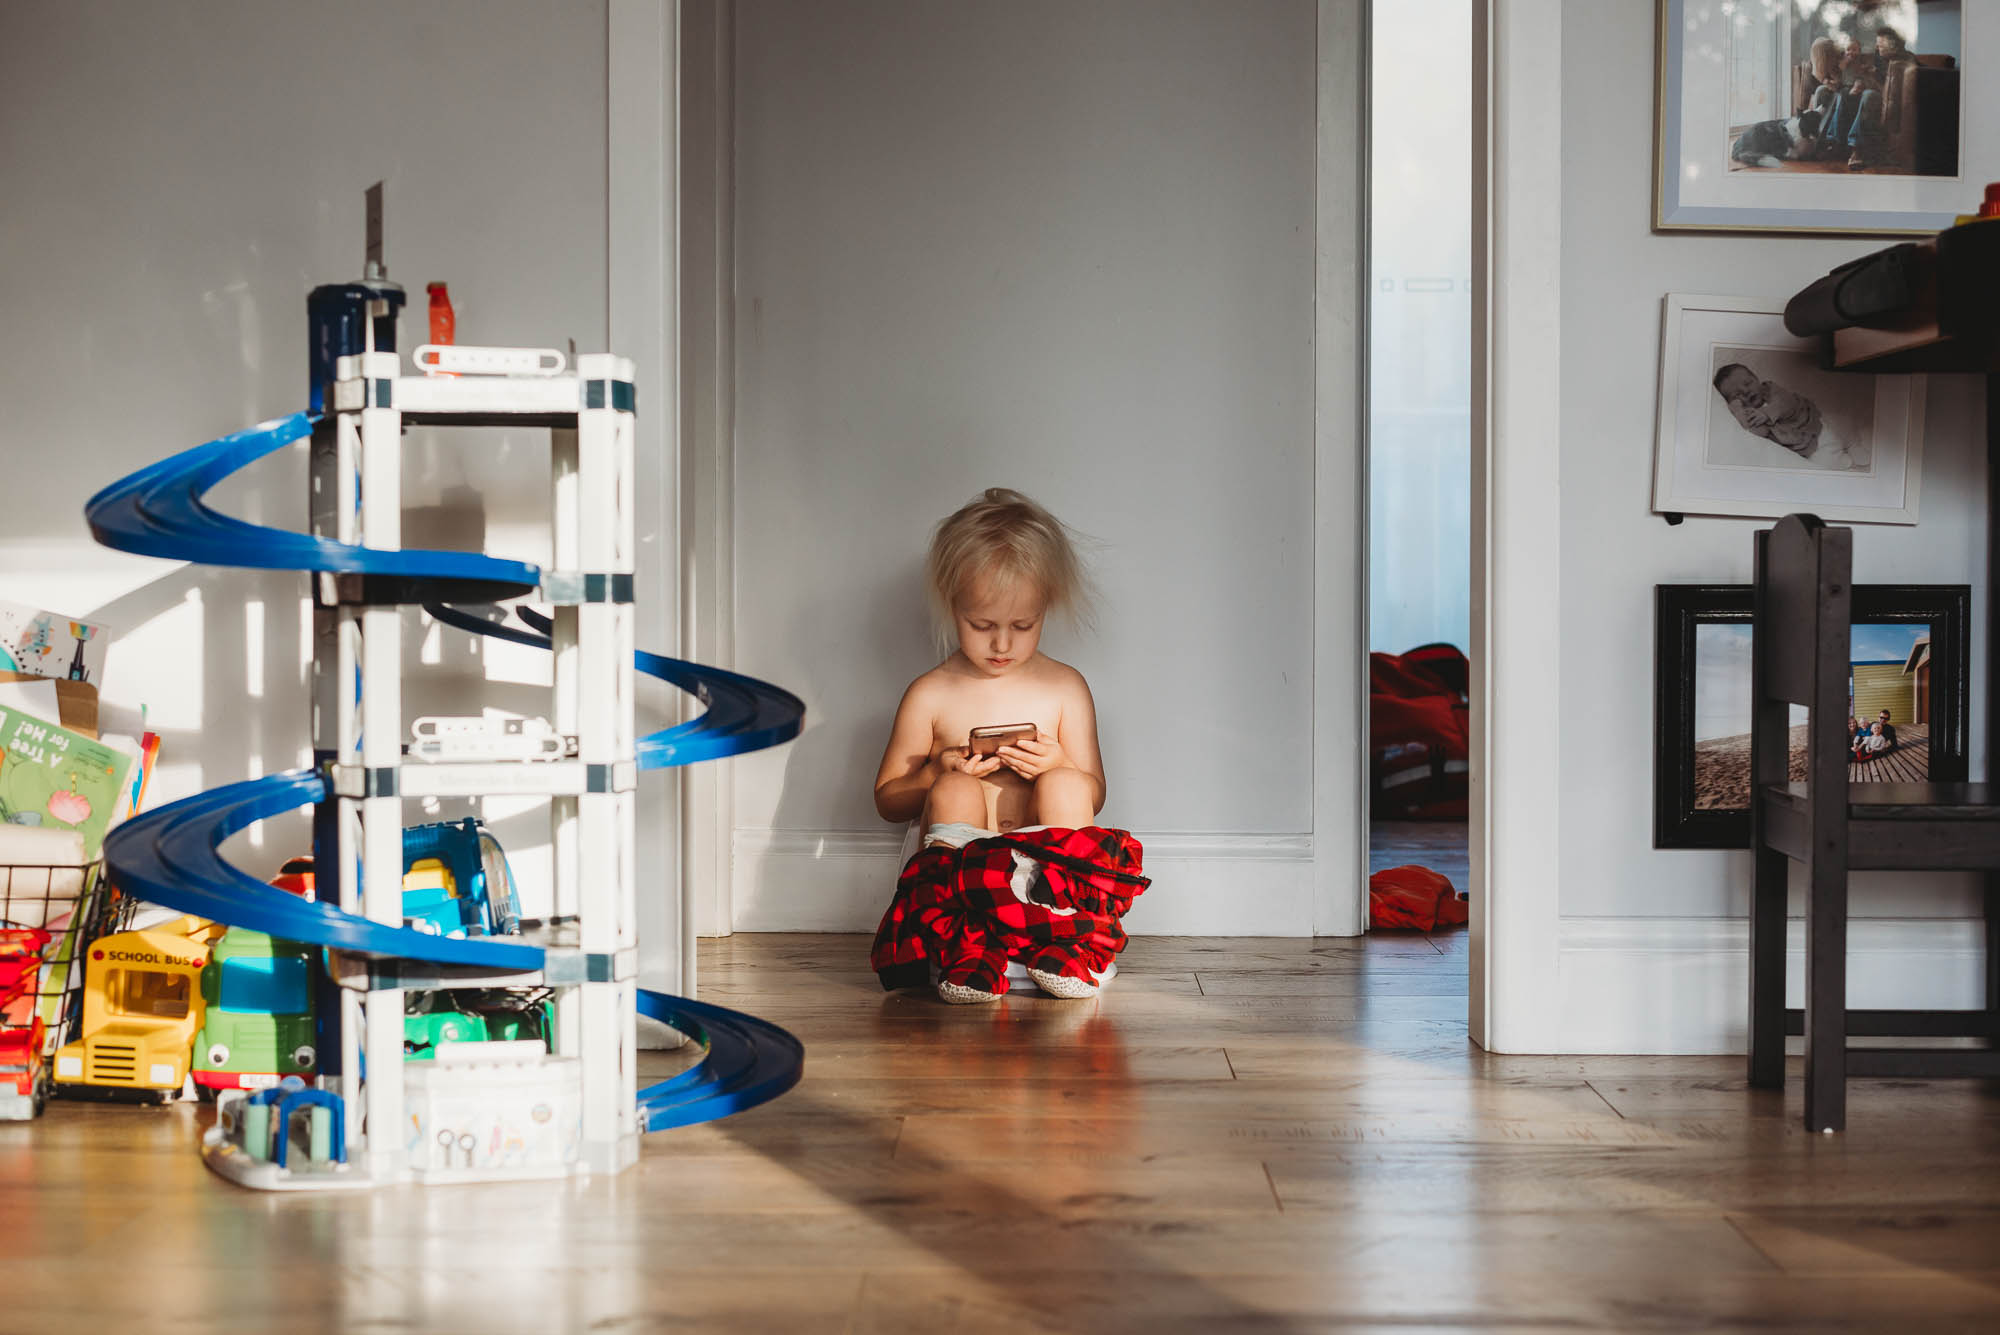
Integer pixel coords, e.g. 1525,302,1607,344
1654,582,1968,849
1656,0,1991,234
1653,295,1925,524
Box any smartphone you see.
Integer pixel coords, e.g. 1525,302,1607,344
967,722,1037,757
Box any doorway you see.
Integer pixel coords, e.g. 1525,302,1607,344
1366,0,1474,959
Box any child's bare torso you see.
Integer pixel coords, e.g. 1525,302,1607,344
924,653,1085,831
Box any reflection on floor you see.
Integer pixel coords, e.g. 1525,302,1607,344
8,930,2000,1331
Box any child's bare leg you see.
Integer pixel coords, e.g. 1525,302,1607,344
925,770,987,828
1031,768,1096,829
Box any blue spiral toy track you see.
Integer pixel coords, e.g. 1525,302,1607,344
86,411,805,1132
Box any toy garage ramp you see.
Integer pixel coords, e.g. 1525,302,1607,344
422,602,804,768
85,413,540,604
86,416,806,1137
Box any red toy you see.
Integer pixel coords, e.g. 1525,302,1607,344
269,856,315,900
0,925,53,1119
1370,644,1470,820
1369,865,1468,932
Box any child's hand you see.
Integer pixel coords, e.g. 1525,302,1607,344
939,746,1003,779
996,731,1069,780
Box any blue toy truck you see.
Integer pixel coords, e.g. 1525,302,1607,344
398,819,522,938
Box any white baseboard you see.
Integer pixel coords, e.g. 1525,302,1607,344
730,827,1316,934
1557,916,1991,1054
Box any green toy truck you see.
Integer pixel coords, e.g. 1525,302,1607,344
193,928,317,1097
403,988,555,1061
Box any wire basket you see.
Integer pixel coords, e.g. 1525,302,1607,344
0,860,131,1054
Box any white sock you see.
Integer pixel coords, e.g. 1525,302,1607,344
1028,960,1116,999
936,978,1001,1005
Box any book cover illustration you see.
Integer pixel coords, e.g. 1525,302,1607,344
0,601,109,686
0,704,133,859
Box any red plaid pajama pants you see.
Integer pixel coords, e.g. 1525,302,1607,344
870,826,1150,995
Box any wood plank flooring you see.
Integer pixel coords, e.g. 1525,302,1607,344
1370,818,1469,890
3,931,1997,1333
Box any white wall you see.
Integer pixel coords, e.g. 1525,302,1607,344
1551,0,1988,1050
726,0,1327,932
0,3,683,973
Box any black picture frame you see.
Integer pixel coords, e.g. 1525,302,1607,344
1654,583,1970,849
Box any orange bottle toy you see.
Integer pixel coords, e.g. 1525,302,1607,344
426,282,455,346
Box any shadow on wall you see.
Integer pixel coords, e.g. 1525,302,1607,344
80,478,570,884
85,560,316,876
753,556,937,910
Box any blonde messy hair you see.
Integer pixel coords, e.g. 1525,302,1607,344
925,488,1093,647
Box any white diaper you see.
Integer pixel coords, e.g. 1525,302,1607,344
915,821,1049,852
921,821,995,850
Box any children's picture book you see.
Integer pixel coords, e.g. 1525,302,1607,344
0,703,132,859
0,601,109,686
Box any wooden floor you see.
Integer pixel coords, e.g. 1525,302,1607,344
1370,818,1470,890
7,933,2000,1333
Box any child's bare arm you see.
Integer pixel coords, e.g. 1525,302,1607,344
874,677,1009,821
873,680,940,822
1057,673,1107,813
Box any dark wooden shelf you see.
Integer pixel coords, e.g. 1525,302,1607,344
1766,780,2000,818
1762,781,2000,870
1829,324,2000,374
1748,516,2000,1131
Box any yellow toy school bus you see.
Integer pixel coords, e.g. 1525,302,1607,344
53,915,222,1102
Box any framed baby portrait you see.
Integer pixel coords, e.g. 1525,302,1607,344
1651,294,1925,525
1654,582,1969,850
1655,0,1992,234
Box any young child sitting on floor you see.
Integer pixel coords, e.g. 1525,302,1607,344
873,486,1105,846
871,488,1119,1003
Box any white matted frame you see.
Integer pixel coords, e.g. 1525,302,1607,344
1655,0,1991,235
1652,294,1925,525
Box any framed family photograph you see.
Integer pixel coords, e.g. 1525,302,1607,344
1653,294,1925,524
1656,0,1991,234
1654,582,1968,850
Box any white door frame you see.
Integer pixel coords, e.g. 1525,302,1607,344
608,0,686,991
675,0,737,944
1468,0,1563,1053
1315,0,1372,939
645,0,1376,945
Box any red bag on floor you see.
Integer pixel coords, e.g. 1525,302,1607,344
1371,644,1469,821
1369,864,1467,931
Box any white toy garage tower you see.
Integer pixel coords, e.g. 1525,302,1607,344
310,186,639,1180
